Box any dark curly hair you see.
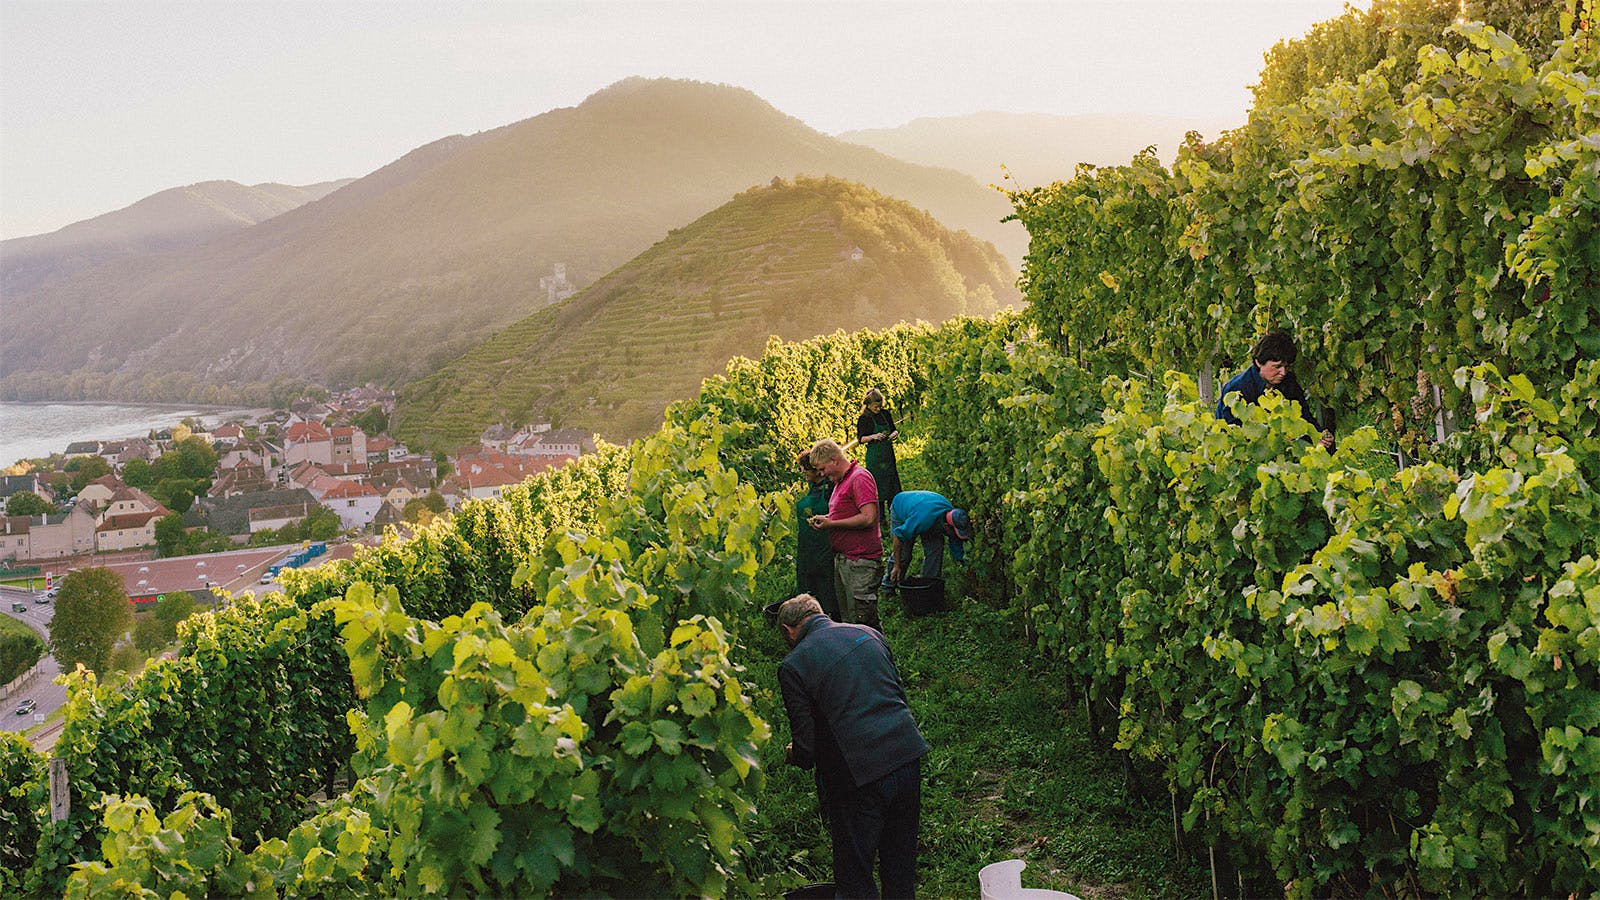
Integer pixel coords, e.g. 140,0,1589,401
1250,330,1298,366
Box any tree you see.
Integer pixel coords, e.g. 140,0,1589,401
149,481,196,514
50,567,133,676
132,615,166,655
170,437,218,480
403,491,448,524
107,642,143,675
4,491,56,517
402,498,434,525
154,513,189,557
301,506,341,541
152,591,196,640
121,458,154,487
64,456,111,495
133,592,195,654
0,628,44,684
353,406,389,436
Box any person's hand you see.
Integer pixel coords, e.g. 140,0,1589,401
1320,431,1335,450
808,515,828,530
785,742,795,764
891,563,905,584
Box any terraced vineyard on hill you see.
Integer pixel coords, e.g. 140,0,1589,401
395,176,1015,447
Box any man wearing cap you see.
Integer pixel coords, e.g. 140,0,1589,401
886,490,971,587
777,593,929,899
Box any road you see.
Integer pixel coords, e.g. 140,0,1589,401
0,584,66,747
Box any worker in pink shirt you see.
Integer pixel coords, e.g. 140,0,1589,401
806,438,883,631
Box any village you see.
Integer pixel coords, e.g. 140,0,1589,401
0,386,592,604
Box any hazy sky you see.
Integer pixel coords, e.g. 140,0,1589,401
0,0,1359,240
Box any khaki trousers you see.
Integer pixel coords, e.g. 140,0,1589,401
834,555,882,630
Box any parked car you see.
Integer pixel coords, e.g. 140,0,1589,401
14,699,36,716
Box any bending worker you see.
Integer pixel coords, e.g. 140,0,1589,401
886,489,972,587
777,593,928,899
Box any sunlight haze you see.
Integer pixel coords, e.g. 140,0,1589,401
0,0,1360,239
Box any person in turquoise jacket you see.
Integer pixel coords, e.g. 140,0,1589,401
886,489,972,586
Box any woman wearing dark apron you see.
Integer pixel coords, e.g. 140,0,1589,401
855,387,902,514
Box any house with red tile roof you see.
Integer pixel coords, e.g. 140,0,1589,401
322,480,383,531
439,452,569,507
284,421,334,466
86,485,171,551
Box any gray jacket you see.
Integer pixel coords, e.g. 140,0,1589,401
779,616,929,790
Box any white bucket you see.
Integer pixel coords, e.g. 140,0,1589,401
977,858,1081,900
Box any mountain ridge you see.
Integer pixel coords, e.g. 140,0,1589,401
1,78,1022,402
0,178,354,296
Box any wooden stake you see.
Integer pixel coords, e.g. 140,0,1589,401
49,758,69,823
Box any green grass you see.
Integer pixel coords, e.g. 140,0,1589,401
738,437,1209,898
0,577,46,590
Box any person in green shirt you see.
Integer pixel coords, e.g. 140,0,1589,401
794,450,839,619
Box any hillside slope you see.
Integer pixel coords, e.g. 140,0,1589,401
0,78,1020,401
839,111,1235,189
395,176,1017,447
0,179,352,296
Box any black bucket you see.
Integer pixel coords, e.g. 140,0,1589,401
783,883,835,900
899,576,946,616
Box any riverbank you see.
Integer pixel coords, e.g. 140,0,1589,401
0,401,271,469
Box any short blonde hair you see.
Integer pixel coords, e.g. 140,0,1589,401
808,438,845,468
779,594,823,628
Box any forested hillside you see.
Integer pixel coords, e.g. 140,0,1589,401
395,176,1015,447
0,78,1020,405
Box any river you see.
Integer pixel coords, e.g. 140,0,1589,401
0,402,267,468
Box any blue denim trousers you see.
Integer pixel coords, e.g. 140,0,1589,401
885,507,943,580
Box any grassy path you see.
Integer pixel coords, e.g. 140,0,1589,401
741,438,1210,898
